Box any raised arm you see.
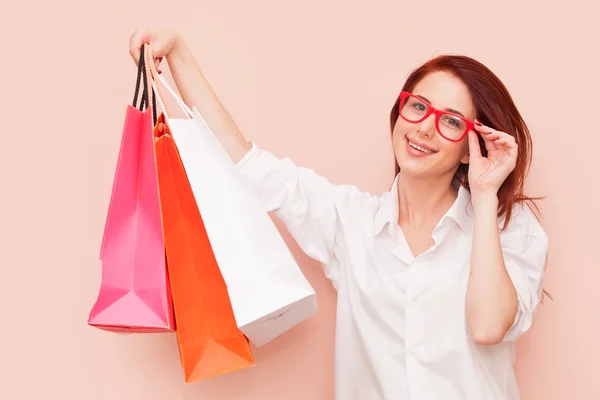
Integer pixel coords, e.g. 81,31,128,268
129,29,251,163
128,29,364,285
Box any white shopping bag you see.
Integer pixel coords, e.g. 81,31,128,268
152,74,318,346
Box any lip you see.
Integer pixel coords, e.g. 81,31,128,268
406,137,438,153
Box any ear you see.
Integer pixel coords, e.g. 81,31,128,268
460,151,470,164
459,132,474,164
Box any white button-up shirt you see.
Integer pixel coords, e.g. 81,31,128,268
236,144,548,400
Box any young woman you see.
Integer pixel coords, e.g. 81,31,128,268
129,29,548,400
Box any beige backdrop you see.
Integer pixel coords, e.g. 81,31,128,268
2,0,598,399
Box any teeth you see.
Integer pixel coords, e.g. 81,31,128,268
409,141,434,154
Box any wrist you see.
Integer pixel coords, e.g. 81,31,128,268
471,189,499,214
167,33,186,62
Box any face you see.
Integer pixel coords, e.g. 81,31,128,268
392,71,477,180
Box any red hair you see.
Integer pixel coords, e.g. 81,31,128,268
390,55,541,229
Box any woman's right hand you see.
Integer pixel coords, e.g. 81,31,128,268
128,27,252,162
128,28,180,70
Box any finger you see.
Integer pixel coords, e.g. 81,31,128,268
490,132,516,151
475,120,516,142
129,35,142,65
480,130,498,153
485,129,515,141
494,136,518,152
494,136,518,164
154,57,163,72
473,118,497,134
144,44,161,79
475,121,517,147
493,136,516,145
129,46,141,66
128,29,149,65
468,130,482,159
474,120,498,152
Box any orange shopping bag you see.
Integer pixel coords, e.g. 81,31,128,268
148,45,254,382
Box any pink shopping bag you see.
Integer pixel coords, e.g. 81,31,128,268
88,44,174,332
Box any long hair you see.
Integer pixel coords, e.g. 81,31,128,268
390,55,540,229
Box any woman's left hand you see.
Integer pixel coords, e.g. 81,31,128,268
467,120,518,194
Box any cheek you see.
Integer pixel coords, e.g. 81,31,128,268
391,121,409,145
439,139,469,162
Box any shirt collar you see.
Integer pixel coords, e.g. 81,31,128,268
373,174,474,237
373,174,400,237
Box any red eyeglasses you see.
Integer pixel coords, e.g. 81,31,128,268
398,91,475,142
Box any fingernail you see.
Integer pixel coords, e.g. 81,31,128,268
475,119,482,126
158,69,162,74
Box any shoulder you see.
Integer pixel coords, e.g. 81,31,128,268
333,182,388,216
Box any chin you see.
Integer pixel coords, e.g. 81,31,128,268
396,162,431,178
393,138,456,179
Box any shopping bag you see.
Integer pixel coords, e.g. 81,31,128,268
88,44,174,333
146,47,254,382
151,71,318,347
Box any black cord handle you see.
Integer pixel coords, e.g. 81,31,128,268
132,44,157,125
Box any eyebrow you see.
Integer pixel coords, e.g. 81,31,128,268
416,95,466,118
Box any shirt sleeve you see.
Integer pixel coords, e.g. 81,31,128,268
500,203,549,342
235,143,362,280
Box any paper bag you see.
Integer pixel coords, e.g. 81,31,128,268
148,52,254,381
88,45,174,332
153,73,317,346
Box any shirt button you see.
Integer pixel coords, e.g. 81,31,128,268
410,347,419,355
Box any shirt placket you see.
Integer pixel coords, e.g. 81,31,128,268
404,254,426,400
393,223,453,400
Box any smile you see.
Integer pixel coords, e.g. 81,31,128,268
407,139,436,154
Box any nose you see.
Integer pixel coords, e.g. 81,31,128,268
417,114,436,138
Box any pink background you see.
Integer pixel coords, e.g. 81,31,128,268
2,0,599,399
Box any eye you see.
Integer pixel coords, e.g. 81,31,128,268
410,99,428,112
441,114,464,129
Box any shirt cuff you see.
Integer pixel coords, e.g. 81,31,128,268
235,141,259,170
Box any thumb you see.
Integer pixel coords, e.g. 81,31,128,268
468,130,482,159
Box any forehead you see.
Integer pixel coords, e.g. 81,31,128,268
412,71,476,118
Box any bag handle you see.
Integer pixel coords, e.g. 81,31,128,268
156,73,193,118
133,43,158,125
143,44,193,120
132,45,146,109
151,75,168,121
144,44,171,119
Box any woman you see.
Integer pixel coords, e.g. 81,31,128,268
129,29,548,400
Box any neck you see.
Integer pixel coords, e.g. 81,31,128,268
397,172,458,229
